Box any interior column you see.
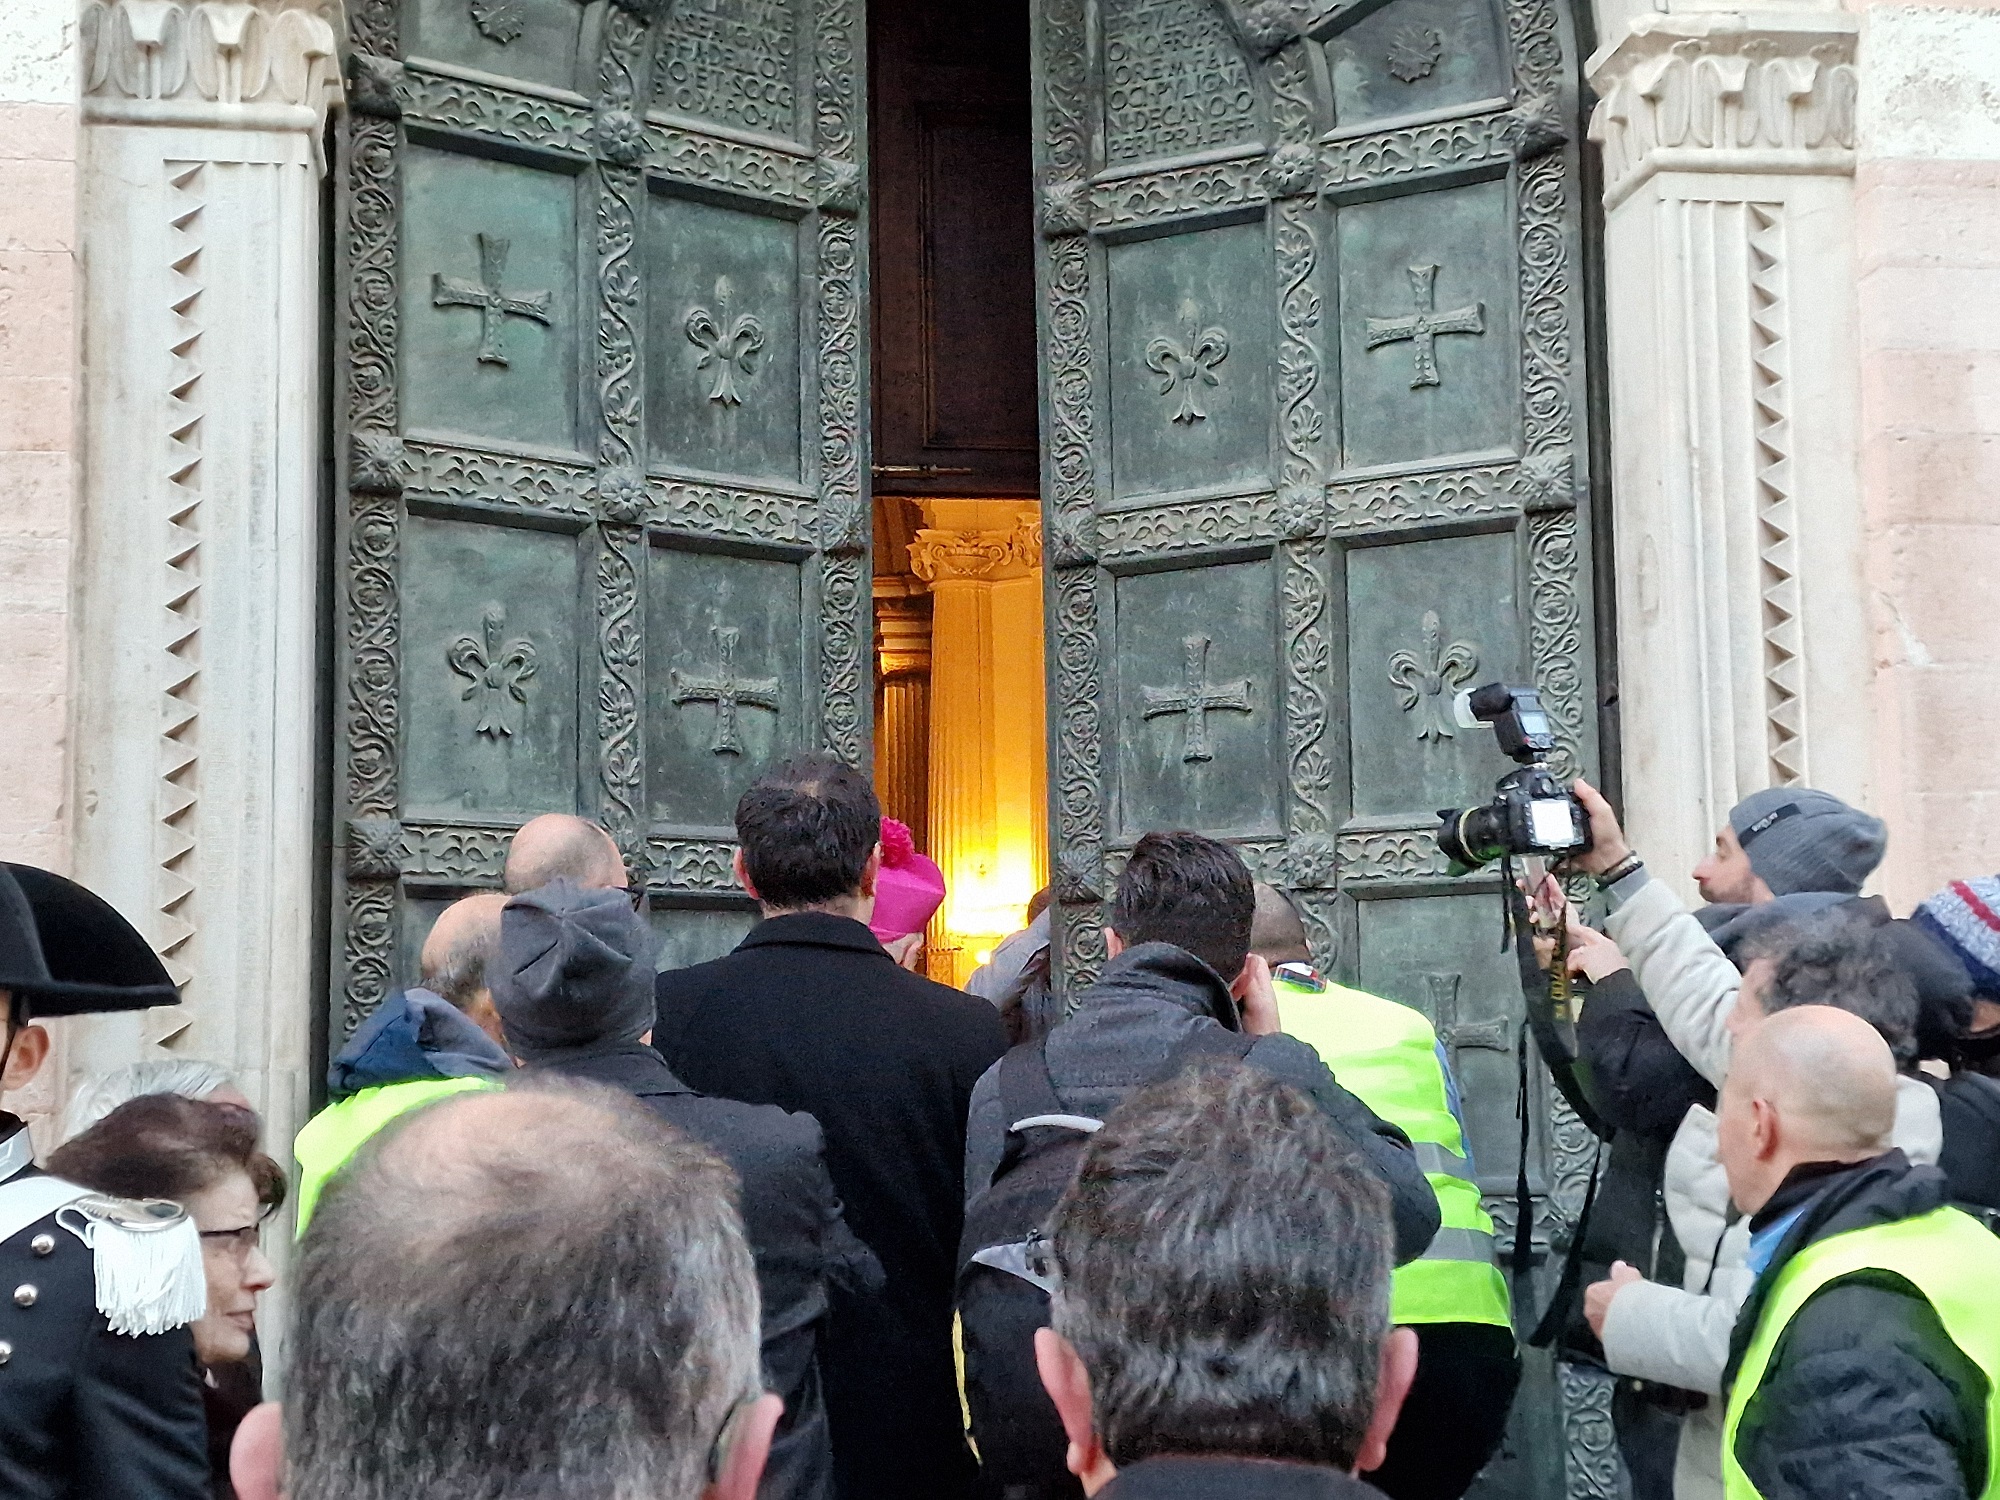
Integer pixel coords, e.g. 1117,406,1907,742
908,501,1047,986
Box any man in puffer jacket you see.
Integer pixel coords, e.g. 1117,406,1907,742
1566,783,1941,1500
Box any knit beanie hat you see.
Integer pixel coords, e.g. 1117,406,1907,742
1912,877,2000,999
1728,787,1887,897
492,879,656,1056
868,818,946,943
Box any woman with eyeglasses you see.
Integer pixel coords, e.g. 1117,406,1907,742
49,1094,283,1500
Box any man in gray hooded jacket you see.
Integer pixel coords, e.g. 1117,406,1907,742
493,880,883,1500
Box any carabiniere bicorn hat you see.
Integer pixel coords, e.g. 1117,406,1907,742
0,862,179,1018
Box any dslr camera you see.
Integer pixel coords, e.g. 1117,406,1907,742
1435,683,1592,871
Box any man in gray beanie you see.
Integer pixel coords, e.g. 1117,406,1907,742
1695,786,1888,907
493,881,883,1500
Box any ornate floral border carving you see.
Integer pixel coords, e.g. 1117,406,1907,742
404,439,594,516
1088,155,1268,231
1328,460,1520,532
1095,491,1277,560
1318,111,1514,197
400,63,594,154
397,821,513,883
645,118,814,205
645,476,816,545
642,836,740,892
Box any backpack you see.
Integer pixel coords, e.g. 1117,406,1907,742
955,1024,1256,1500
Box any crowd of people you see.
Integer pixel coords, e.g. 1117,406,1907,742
1,753,1998,1500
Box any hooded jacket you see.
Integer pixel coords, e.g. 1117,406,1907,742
961,942,1440,1265
1596,876,1944,1500
1725,1152,1988,1500
325,987,512,1098
295,990,514,1228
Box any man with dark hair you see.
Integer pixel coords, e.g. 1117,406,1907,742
656,752,1009,1500
1035,1063,1419,1498
492,880,880,1500
231,1080,782,1500
1250,883,1518,1500
959,833,1435,1500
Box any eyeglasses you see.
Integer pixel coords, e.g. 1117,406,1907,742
197,1223,264,1262
622,883,648,911
705,1389,764,1485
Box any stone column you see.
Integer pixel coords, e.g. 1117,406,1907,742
873,586,933,849
908,501,1047,985
67,0,344,1151
1588,14,1868,895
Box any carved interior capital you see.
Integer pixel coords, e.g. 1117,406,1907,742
1587,14,1858,207
907,502,1043,583
81,0,347,135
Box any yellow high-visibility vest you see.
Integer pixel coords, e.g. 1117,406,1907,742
291,1075,496,1232
1279,974,1512,1328
1722,1205,2000,1500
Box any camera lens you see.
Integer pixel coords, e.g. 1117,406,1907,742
1435,804,1511,870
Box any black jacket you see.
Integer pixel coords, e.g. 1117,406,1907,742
1097,1456,1388,1500
1726,1151,1989,1500
0,1128,208,1500
536,1042,883,1500
963,943,1440,1264
1935,1071,2000,1215
655,912,1010,1500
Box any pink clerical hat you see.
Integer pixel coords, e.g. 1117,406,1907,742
870,818,946,942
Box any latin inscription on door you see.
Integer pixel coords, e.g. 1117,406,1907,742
1101,0,1259,166
653,0,798,138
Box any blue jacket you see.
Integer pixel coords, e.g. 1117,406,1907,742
326,988,511,1100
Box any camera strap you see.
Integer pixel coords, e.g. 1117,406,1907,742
1503,868,1611,1141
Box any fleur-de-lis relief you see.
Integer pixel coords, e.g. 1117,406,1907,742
1145,300,1230,425
1387,610,1480,741
446,602,538,739
685,276,766,407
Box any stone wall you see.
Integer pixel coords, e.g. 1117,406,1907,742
0,0,78,876
1854,0,2000,910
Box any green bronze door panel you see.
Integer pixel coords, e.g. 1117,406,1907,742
1033,0,1611,1493
332,0,869,1047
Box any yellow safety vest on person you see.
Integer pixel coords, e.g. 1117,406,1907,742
292,1075,496,1233
1722,1205,2000,1500
1276,968,1511,1328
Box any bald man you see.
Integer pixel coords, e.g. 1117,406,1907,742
1703,1007,2000,1500
293,892,514,1228
504,813,628,896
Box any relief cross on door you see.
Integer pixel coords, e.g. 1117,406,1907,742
670,624,780,756
1142,633,1252,764
431,232,551,368
1366,262,1485,389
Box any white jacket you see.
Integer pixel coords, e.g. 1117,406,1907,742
1594,876,1941,1500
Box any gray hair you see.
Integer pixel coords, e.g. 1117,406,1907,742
287,1075,760,1500
61,1058,234,1142
1048,1062,1392,1470
1757,913,1920,1066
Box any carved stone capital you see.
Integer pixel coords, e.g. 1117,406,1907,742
1588,14,1857,209
81,0,347,138
907,507,1043,584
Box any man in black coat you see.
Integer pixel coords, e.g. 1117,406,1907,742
1716,1005,1999,1500
492,879,882,1500
655,754,1009,1500
0,863,210,1500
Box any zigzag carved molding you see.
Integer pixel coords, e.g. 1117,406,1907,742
1748,202,1804,787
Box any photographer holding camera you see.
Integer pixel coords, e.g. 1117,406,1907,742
1554,783,1958,1500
